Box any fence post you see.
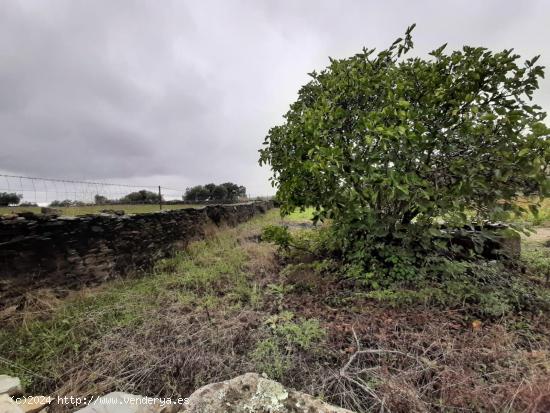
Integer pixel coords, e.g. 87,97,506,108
158,185,162,211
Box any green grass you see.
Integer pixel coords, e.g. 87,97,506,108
0,203,203,216
518,198,550,226
251,311,326,380
5,282,186,387
0,210,281,389
280,207,315,222
279,200,550,227
275,200,550,226
0,278,157,388
490,197,550,226
522,242,550,284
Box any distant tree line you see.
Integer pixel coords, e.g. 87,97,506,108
104,190,161,204
47,191,162,207
92,190,162,205
184,182,246,203
0,192,22,206
2,184,246,208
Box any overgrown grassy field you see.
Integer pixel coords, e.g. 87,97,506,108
1,209,549,412
517,198,550,226
0,203,202,216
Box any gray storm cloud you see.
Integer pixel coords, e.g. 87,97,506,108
1,0,549,195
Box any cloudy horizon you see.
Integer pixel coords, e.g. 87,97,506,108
1,0,549,196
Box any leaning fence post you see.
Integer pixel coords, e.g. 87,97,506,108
158,185,162,211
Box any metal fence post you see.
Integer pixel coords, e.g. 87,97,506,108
159,185,162,211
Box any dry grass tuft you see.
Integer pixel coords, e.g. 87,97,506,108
53,307,263,402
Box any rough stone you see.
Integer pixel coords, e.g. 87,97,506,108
0,202,273,308
0,394,24,413
495,228,521,259
182,372,354,413
0,375,23,397
66,373,352,413
100,209,126,216
16,212,38,220
40,207,61,217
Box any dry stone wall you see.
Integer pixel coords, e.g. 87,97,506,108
0,202,273,306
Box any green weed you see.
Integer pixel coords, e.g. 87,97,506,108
251,312,325,380
365,258,550,317
522,244,550,283
0,203,202,217
284,208,315,221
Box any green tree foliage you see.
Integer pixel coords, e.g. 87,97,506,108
211,185,228,201
120,190,162,204
184,185,210,202
94,194,109,205
184,182,246,203
222,182,247,201
204,183,217,195
0,192,22,206
259,26,550,281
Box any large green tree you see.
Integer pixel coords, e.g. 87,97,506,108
260,26,550,274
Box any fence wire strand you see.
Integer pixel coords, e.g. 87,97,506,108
0,174,190,215
0,174,271,216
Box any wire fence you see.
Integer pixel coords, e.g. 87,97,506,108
0,174,270,216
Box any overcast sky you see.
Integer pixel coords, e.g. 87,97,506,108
1,0,549,196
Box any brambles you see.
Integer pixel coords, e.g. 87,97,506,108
260,223,550,317
366,259,550,317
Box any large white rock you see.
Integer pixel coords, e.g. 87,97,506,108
73,374,354,413
182,373,354,413
0,375,23,397
0,394,25,413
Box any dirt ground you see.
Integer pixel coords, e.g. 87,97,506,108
523,227,550,245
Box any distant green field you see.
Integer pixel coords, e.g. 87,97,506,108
0,203,203,216
278,203,550,226
517,197,550,226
